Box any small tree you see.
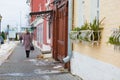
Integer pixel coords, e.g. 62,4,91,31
0,31,6,40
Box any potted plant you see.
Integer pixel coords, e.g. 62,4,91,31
77,21,92,42
70,27,81,43
70,17,105,45
108,28,120,45
89,18,104,42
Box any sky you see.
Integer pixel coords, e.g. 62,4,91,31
0,0,30,31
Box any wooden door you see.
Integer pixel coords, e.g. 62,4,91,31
52,1,69,69
57,3,68,61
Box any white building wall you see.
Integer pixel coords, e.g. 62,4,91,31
71,52,120,80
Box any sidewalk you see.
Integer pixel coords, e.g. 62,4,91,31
0,41,17,65
0,42,82,80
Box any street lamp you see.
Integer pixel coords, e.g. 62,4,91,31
0,14,2,33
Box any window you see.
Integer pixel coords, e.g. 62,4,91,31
39,3,41,11
97,0,99,20
37,23,43,44
97,10,99,20
48,24,51,38
97,0,99,8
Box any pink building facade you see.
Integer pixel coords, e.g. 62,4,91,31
27,0,53,53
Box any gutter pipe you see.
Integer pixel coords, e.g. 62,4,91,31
63,0,73,63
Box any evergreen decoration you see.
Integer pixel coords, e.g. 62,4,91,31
108,27,120,45
0,31,6,40
70,17,105,44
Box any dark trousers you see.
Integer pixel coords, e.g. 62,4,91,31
26,50,30,58
20,40,22,43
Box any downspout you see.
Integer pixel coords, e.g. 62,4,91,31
63,0,73,63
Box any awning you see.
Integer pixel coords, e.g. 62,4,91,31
29,10,53,21
29,10,53,16
30,10,53,27
50,0,61,4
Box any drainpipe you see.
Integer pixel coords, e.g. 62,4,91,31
63,0,73,63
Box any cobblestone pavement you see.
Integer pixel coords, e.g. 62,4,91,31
0,43,82,80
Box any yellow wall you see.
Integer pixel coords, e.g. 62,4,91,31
73,0,120,68
73,0,79,27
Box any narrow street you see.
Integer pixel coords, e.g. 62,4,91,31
0,43,81,80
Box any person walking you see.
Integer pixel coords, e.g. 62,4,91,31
19,34,23,43
23,30,32,58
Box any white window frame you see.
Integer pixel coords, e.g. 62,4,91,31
37,23,43,44
91,0,100,22
46,21,50,43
